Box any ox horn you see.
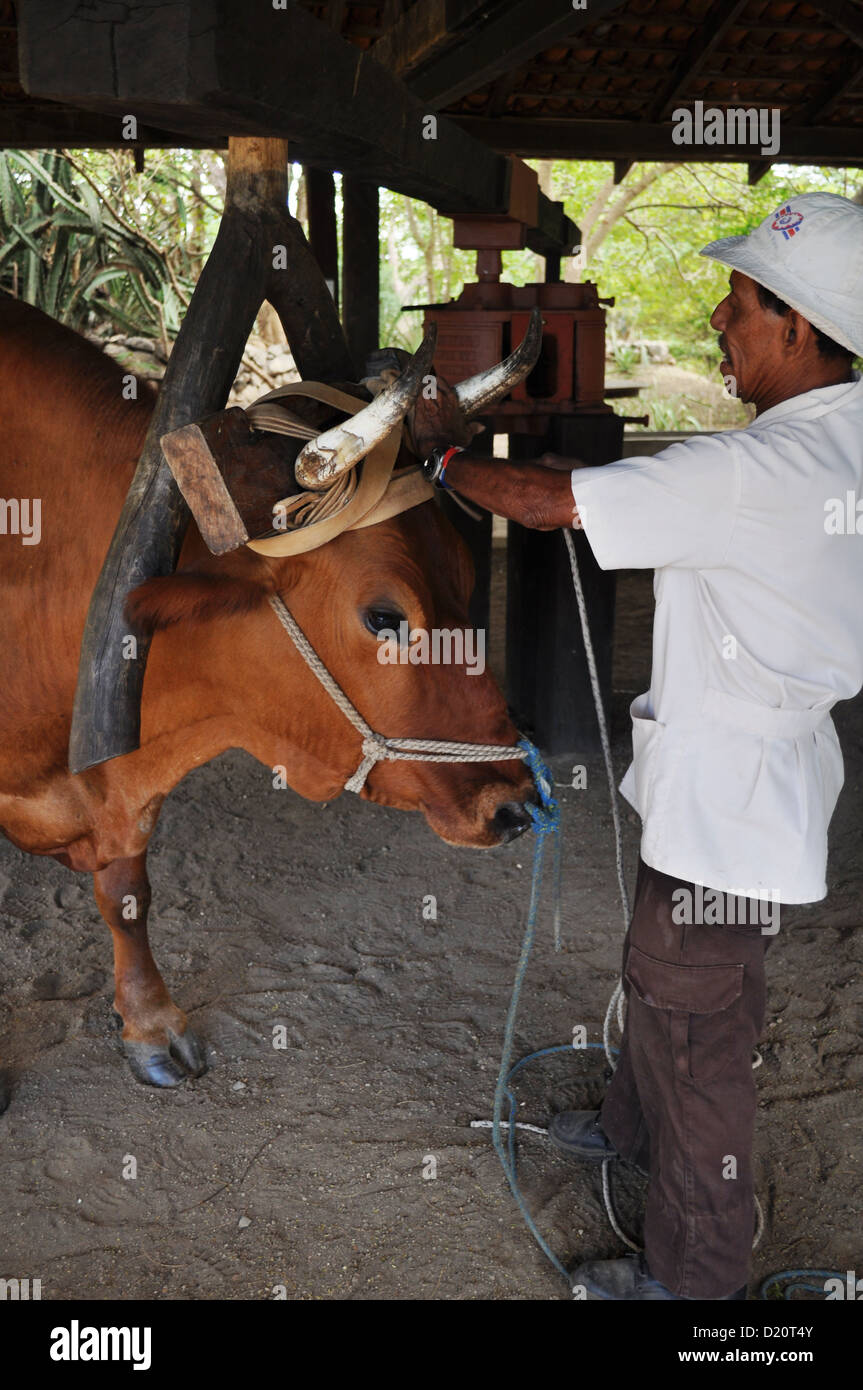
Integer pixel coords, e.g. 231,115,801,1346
454,306,543,418
295,325,438,490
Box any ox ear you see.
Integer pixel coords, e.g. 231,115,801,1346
126,571,276,633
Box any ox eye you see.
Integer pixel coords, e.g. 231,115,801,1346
363,607,403,636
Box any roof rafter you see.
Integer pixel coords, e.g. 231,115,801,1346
808,0,863,51
455,115,863,166
647,0,751,121
407,0,628,108
799,51,863,124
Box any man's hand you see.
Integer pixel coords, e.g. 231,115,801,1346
410,375,485,459
411,388,586,532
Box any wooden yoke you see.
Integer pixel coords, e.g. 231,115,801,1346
159,408,302,555
69,137,353,774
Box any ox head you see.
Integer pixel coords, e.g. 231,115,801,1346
130,314,543,847
293,308,542,491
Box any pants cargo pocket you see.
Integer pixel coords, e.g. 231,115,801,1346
625,944,745,1083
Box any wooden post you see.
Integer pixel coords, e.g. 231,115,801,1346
306,167,339,312
439,426,493,635
505,412,624,755
265,210,355,382
69,137,353,772
342,176,380,372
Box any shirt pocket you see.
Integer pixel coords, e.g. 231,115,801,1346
813,721,844,823
625,944,745,1083
629,695,665,811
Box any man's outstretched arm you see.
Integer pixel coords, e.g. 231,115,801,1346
434,450,585,531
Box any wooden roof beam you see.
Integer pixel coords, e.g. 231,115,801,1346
371,1,489,77
647,0,751,121
11,2,527,228
0,104,206,148
407,0,628,108
18,0,509,211
799,53,863,125
609,12,840,37
455,116,863,166
327,0,346,32
506,76,843,103
16,0,579,252
511,62,852,96
808,0,863,50
747,159,771,185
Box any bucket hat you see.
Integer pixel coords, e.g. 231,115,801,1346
701,193,863,356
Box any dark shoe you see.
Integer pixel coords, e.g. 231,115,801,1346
548,1109,619,1162
571,1253,747,1301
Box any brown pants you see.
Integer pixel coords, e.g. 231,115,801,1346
600,857,773,1299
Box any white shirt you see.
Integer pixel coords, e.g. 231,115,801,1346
572,375,863,904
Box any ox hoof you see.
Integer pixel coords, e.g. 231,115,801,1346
123,1028,208,1088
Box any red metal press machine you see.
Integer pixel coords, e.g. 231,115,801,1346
421,167,627,754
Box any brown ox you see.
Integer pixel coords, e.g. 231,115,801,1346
0,295,535,1089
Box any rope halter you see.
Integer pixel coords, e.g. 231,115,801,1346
267,594,530,794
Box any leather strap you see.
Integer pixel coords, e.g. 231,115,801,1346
352,467,435,530
245,381,433,557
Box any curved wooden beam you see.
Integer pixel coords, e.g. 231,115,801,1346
69,138,296,772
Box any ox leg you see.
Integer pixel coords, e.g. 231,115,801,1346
92,852,206,1087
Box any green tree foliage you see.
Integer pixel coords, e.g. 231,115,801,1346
378,188,544,349
3,148,858,392
378,191,474,346
0,148,223,353
545,161,862,371
380,161,861,372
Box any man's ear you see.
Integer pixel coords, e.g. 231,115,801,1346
126,570,276,633
784,309,813,355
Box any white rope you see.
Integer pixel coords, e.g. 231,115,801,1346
470,1120,548,1137
562,529,629,1067
601,1157,641,1251
753,1193,764,1250
267,595,526,793
560,529,638,1250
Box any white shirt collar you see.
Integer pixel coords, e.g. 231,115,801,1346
752,371,863,427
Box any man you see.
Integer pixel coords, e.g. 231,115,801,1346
412,192,863,1300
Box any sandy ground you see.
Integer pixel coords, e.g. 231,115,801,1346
0,564,861,1301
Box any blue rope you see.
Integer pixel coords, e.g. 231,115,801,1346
491,740,574,1282
759,1270,848,1301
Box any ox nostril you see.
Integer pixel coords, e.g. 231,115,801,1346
491,800,534,844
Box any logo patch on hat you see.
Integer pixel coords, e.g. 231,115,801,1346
771,205,804,240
